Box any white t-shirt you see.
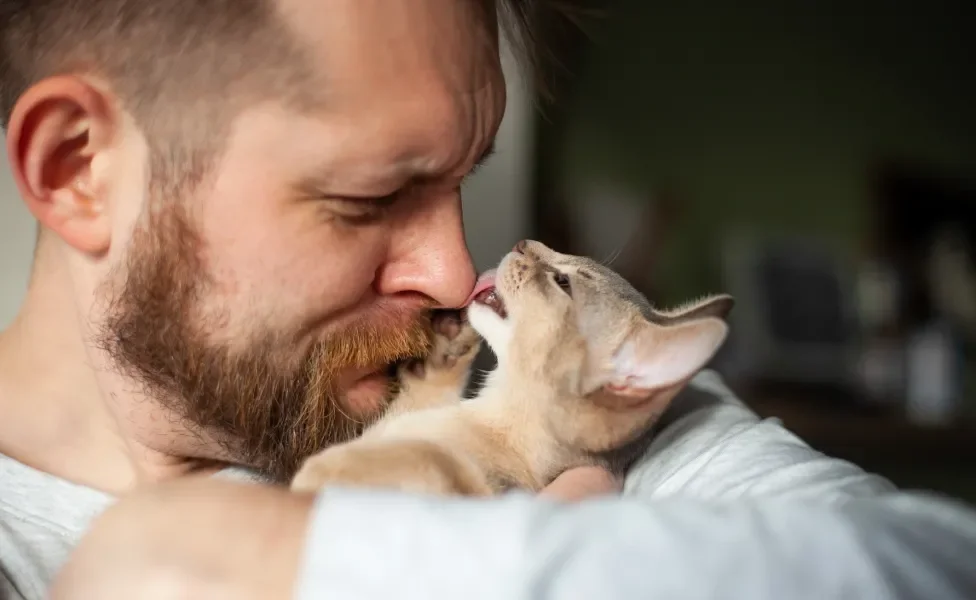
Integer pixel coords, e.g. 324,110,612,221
3,370,973,599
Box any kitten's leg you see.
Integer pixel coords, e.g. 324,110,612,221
290,437,493,496
389,309,482,416
290,311,485,495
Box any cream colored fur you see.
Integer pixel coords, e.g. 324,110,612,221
291,241,734,496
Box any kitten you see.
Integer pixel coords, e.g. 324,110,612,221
291,240,733,496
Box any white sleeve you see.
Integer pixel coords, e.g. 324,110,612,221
294,488,976,600
627,370,896,500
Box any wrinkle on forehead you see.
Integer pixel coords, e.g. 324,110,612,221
278,0,500,100
299,72,504,194
273,0,505,184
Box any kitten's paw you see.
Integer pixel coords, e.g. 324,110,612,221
402,309,482,380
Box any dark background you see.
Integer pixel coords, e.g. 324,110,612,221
525,0,976,501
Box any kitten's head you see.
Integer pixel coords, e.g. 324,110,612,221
467,240,733,453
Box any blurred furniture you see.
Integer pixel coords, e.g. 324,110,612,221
860,161,976,424
714,163,976,503
717,233,860,394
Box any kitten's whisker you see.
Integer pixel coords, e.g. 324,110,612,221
600,241,626,267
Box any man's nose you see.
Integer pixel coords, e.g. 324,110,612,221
375,195,476,308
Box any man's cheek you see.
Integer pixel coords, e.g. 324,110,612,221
310,239,388,297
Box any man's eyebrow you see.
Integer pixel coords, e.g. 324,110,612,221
311,143,499,194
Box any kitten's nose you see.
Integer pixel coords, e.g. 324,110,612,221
513,240,528,254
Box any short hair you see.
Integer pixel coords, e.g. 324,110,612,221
0,1,569,193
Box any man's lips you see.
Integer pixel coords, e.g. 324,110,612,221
344,370,393,419
340,270,507,393
339,364,390,388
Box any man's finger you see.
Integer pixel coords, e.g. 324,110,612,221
539,466,622,501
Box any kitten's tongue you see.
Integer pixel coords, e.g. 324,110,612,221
464,269,497,307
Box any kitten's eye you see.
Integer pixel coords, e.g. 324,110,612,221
551,271,572,296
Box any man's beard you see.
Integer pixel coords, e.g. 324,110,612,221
96,202,433,482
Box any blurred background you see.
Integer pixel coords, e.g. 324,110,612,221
2,0,974,500
524,0,976,502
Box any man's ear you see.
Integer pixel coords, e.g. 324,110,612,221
599,317,729,399
6,75,116,257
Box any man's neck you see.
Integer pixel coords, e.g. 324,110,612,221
0,262,219,494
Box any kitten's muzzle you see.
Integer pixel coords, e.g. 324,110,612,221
466,268,508,319
473,288,507,319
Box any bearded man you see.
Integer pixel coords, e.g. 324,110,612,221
2,1,975,599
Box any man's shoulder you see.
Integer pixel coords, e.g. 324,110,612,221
624,370,897,501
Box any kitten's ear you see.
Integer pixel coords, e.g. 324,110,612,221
657,294,735,325
603,317,728,398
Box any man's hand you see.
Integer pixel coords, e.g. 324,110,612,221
540,466,622,501
49,478,314,600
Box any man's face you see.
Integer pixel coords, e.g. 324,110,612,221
98,0,505,480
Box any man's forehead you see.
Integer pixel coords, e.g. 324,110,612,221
277,0,500,100
254,1,505,190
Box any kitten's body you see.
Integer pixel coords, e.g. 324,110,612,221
292,241,733,496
